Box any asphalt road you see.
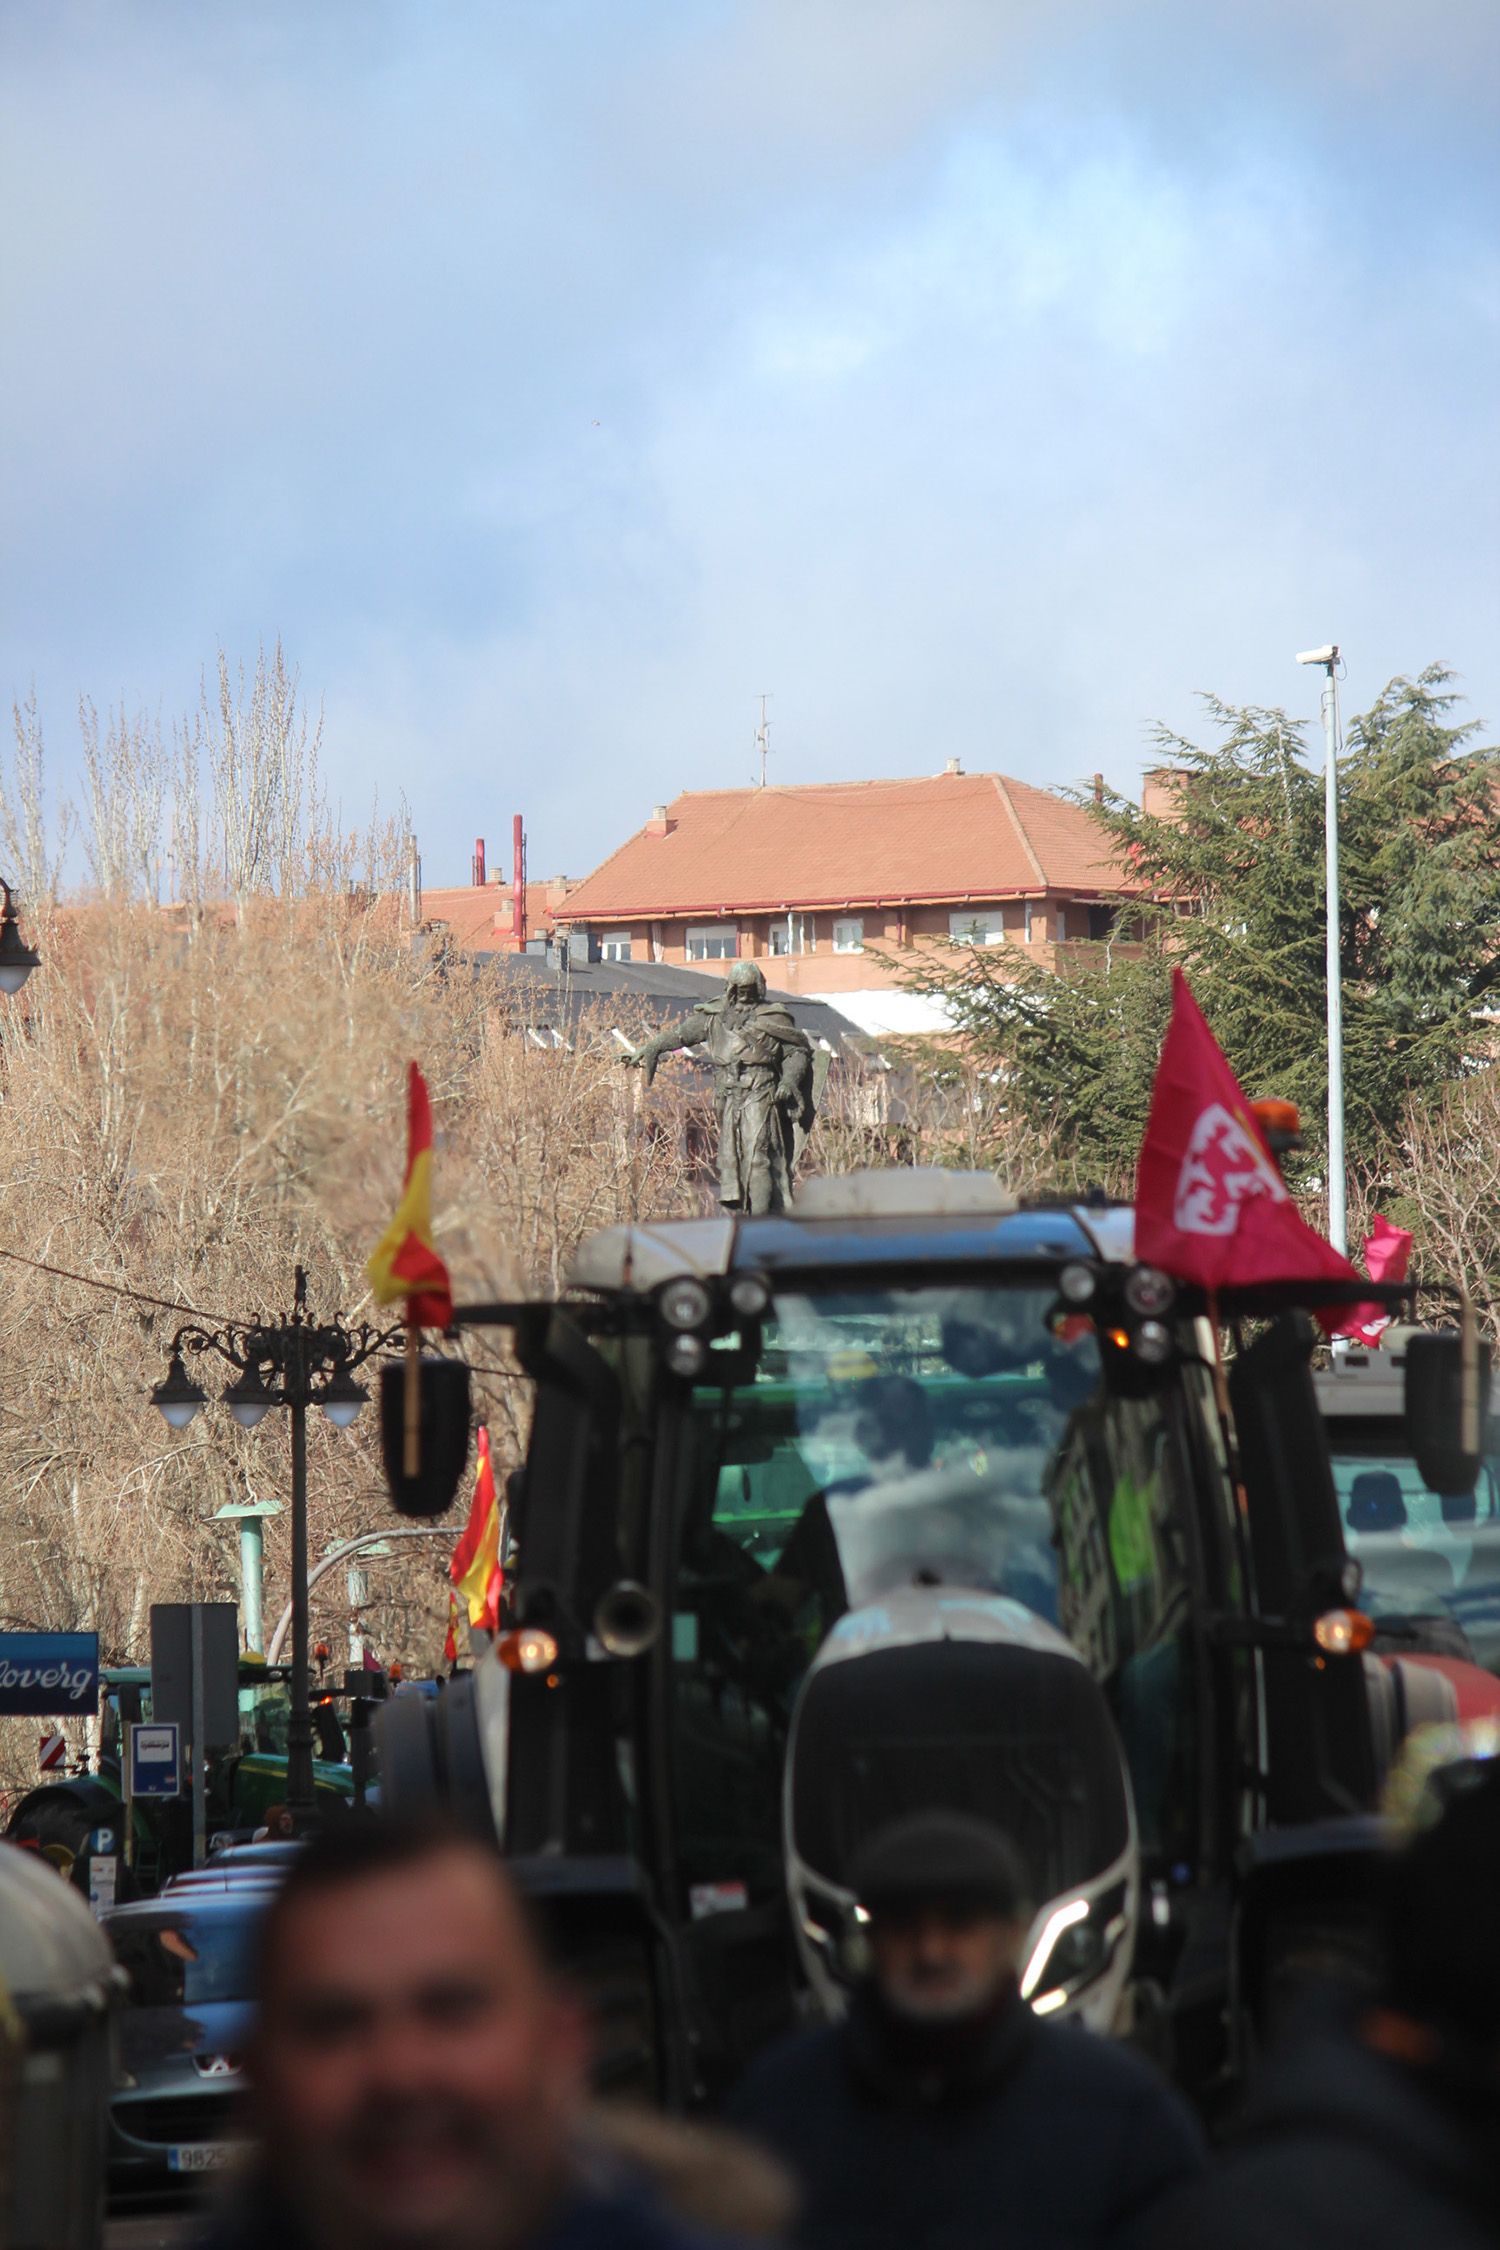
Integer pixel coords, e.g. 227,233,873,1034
106,2203,195,2250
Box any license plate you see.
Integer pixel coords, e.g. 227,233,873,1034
169,2144,233,2173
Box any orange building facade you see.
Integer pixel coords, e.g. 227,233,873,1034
549,768,1138,1037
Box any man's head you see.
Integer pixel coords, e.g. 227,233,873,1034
850,1812,1032,2025
249,1819,587,2250
726,960,766,1004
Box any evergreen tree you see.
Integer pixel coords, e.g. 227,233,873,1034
918,668,1499,1186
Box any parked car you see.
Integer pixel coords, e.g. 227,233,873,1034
211,1840,305,1872
103,1889,270,2194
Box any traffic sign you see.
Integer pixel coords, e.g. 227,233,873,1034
128,1721,181,1799
38,1731,65,1772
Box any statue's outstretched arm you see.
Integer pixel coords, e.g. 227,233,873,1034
621,1010,712,1088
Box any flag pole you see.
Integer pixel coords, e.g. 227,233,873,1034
403,1314,421,1477
1205,1288,1249,1517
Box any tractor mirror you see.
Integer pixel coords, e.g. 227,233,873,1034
1405,1329,1491,1499
380,1357,473,1517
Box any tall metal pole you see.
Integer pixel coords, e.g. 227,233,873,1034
190,1602,207,1869
1319,653,1348,1256
286,1386,315,1818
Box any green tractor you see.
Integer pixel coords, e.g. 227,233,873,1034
5,1661,356,1889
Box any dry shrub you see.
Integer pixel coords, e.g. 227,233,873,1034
0,898,719,1793
1384,1076,1500,1329
0,656,712,1794
815,1041,1087,1199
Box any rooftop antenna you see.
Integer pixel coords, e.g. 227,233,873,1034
754,693,773,788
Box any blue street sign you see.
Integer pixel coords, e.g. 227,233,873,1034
0,1632,99,1717
128,1722,180,1799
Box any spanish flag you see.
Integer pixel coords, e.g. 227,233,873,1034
451,1424,502,1632
367,1062,454,1328
442,1590,462,1671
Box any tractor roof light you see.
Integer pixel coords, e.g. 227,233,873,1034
728,1274,771,1321
1124,1265,1176,1318
659,1276,714,1333
1058,1263,1096,1307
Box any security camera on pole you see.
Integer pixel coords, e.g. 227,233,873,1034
1296,644,1347,1258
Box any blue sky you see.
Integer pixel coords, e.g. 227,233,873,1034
2,0,1497,886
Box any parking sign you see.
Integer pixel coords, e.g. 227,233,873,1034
128,1721,180,1798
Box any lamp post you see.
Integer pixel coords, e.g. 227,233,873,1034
214,1498,284,1656
0,880,40,995
151,1268,403,1819
1296,643,1347,1257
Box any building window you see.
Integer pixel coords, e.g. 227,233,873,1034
600,931,632,962
768,913,813,957
1024,901,1035,942
686,924,738,961
949,911,1004,946
1087,904,1117,941
833,916,864,954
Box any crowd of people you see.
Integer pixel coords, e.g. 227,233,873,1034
194,1736,1500,2250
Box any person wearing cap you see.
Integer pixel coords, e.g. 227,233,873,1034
1149,1738,1500,2250
726,1811,1204,2250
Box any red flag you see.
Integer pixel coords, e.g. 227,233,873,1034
1338,1215,1415,1347
450,1425,503,1633
450,1425,493,1583
1136,971,1360,1297
442,1591,462,1670
366,1063,454,1329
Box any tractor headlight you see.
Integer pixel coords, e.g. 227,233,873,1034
664,1332,708,1379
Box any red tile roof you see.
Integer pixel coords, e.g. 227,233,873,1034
556,772,1127,921
421,885,514,950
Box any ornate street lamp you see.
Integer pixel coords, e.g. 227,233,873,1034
0,880,40,996
150,1267,403,1818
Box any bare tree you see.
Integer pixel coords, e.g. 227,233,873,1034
76,698,171,905
3,693,70,910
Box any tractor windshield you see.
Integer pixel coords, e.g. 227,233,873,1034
669,1281,1209,1904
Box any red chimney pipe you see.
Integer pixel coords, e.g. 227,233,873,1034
473,836,486,887
512,815,527,946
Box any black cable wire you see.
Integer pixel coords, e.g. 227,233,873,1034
0,1245,534,1374
0,1244,245,1328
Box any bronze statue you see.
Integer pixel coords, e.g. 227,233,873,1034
623,961,817,1214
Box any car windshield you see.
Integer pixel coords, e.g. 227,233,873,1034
110,1907,265,2008
671,1281,1208,1896
1329,1420,1500,1669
